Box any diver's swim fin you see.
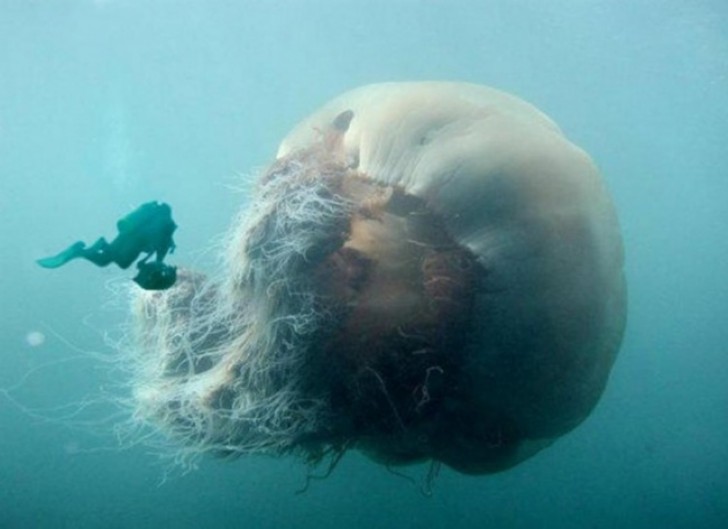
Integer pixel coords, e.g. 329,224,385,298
37,241,87,269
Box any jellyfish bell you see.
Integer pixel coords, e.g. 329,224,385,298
129,82,626,475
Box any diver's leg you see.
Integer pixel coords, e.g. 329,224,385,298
36,241,87,269
79,237,116,267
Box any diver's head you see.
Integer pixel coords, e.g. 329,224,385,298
133,262,177,291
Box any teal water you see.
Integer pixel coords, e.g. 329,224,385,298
1,1,727,528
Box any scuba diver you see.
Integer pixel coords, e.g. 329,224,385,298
37,201,178,290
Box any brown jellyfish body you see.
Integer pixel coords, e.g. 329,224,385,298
129,82,626,474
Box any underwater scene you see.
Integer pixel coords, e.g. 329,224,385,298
1,1,726,528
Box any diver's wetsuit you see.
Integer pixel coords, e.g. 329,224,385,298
37,201,178,290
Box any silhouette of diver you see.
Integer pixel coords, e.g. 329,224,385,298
37,201,178,290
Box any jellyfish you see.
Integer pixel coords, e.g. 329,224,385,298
127,82,626,475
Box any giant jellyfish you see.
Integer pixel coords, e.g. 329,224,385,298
128,82,626,474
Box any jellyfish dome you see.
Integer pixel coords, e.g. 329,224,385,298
129,82,626,474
